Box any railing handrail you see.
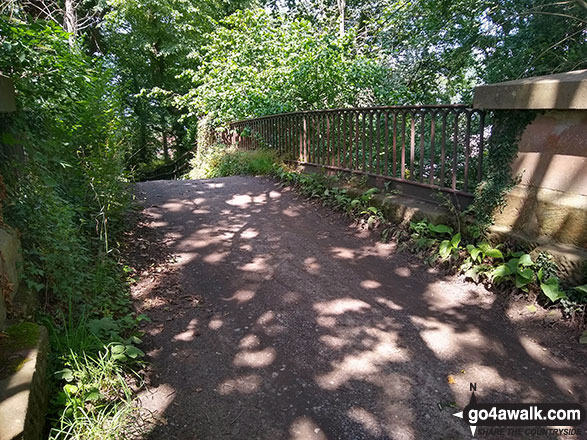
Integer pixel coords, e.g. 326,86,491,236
230,104,471,125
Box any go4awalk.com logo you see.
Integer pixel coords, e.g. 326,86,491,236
452,384,586,437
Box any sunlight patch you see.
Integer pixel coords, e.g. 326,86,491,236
288,416,327,440
217,374,262,395
361,280,381,289
233,347,276,368
314,298,371,315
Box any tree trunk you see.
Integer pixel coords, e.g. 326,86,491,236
64,0,78,47
337,0,345,38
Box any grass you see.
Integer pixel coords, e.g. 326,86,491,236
46,312,146,440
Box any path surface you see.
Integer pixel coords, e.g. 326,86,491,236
133,177,586,440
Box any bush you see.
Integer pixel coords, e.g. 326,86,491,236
189,146,278,178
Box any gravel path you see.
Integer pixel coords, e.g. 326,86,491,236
133,176,586,440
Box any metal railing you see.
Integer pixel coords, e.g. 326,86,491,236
224,105,489,196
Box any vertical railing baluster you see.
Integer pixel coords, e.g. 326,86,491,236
361,112,366,172
419,111,425,183
452,111,460,191
429,112,436,185
392,112,397,177
317,113,322,165
342,111,347,168
477,111,485,183
409,112,415,180
367,111,373,172
400,111,407,179
301,115,306,161
464,110,472,192
384,111,389,176
321,112,326,166
323,113,328,165
335,112,341,167
308,113,313,163
440,111,447,187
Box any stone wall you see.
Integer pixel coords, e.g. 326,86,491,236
494,110,587,249
0,225,24,332
474,70,587,281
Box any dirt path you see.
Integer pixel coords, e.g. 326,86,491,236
132,176,586,440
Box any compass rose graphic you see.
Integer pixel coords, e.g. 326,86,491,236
453,392,478,436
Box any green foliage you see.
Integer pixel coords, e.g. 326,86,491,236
179,8,390,125
470,111,537,228
189,146,278,178
274,167,388,231
490,253,535,291
438,233,462,261
0,13,140,439
409,219,585,314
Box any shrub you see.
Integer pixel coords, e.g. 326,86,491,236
189,146,278,178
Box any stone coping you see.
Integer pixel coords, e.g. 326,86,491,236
0,324,49,440
473,70,587,110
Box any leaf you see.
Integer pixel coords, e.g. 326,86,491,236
125,345,145,359
470,247,481,262
55,368,74,382
111,344,125,354
428,224,453,235
572,285,587,295
447,375,456,384
112,353,128,362
517,267,534,281
526,304,537,313
477,242,491,253
84,389,102,401
490,264,511,282
484,248,503,259
540,278,567,302
438,240,452,259
416,237,435,249
88,317,119,336
505,258,519,272
464,266,481,282
63,384,78,395
515,273,532,289
518,253,533,267
537,267,544,283
450,233,461,247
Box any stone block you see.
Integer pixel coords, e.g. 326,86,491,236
0,324,49,440
0,227,24,330
0,77,16,113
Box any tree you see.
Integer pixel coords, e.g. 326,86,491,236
180,8,392,124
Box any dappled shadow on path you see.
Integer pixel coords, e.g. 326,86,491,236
134,177,586,440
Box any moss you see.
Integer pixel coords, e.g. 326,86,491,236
3,322,39,349
0,322,39,380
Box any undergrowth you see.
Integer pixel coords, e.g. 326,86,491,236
0,18,145,439
189,145,277,178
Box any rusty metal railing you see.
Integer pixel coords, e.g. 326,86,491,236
224,105,489,196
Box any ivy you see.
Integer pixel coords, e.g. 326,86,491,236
470,110,538,229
